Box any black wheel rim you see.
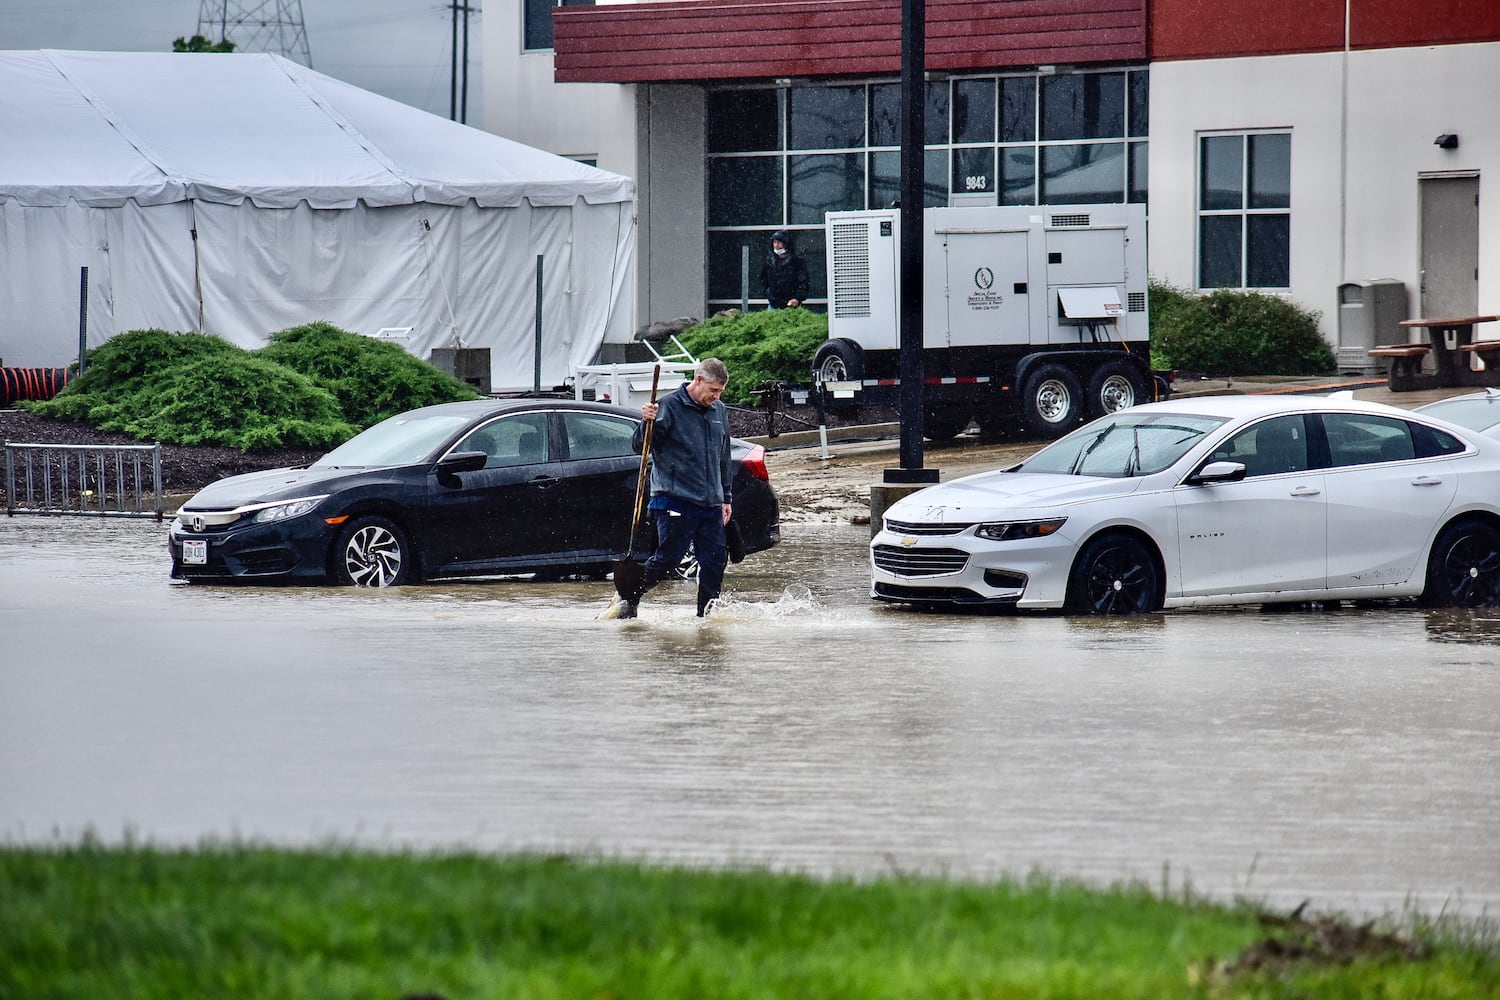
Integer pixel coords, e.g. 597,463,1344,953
1081,542,1156,615
1435,530,1500,607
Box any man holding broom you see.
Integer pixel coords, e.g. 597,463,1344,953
605,358,734,619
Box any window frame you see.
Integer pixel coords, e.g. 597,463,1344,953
1197,129,1291,291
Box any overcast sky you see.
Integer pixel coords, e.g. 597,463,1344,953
0,0,483,121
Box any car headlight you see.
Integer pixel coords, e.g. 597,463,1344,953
252,496,328,523
974,517,1067,541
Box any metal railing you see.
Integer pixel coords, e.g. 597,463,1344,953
4,442,164,519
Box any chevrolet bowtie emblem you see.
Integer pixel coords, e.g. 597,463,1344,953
901,536,917,546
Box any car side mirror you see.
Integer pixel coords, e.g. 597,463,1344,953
1186,460,1247,485
436,450,487,483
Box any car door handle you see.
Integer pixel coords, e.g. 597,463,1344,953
1411,476,1444,487
529,475,559,487
1289,486,1321,497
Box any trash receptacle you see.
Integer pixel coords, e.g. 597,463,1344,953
1337,279,1408,373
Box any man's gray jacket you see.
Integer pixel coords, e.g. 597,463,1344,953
632,382,734,508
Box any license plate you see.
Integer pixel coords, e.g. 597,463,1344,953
182,539,208,565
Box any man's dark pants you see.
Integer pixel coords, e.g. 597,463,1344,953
639,506,728,615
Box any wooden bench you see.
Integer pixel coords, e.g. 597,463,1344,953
1458,340,1500,355
1368,344,1430,391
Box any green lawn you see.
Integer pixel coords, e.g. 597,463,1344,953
2,841,1495,999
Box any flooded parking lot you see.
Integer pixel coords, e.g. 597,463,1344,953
2,513,1498,920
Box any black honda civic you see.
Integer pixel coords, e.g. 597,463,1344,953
168,398,780,586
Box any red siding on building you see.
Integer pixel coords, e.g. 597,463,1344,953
1151,0,1500,61
553,0,1147,84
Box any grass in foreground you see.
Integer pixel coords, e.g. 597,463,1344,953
2,842,1495,999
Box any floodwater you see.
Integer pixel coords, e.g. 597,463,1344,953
2,514,1498,921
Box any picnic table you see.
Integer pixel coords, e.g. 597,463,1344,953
1369,314,1500,391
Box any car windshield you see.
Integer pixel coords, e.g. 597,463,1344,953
1018,412,1229,477
313,411,477,468
1421,396,1500,432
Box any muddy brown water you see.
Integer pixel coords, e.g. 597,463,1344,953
1,512,1497,922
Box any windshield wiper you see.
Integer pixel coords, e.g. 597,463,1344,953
1125,425,1142,476
1070,425,1116,475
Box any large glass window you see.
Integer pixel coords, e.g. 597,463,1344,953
1199,131,1291,289
789,153,865,225
708,157,781,228
704,68,1147,311
1040,143,1125,204
523,0,593,51
790,86,864,150
952,78,995,143
708,90,782,153
1040,72,1125,141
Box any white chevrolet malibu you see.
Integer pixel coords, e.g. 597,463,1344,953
871,395,1500,615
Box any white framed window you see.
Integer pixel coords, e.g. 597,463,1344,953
1198,130,1290,289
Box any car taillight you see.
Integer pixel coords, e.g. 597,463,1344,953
740,443,770,482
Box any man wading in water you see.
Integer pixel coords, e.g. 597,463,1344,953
607,358,734,619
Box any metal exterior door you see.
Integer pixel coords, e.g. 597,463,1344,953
1419,175,1479,318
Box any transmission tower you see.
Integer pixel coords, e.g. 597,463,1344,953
196,0,313,67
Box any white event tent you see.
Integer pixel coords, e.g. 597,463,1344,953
0,50,637,391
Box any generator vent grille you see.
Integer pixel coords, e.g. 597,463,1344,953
830,221,872,319
1050,213,1090,227
1128,291,1146,312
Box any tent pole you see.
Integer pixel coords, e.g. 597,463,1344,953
534,254,544,394
78,266,89,375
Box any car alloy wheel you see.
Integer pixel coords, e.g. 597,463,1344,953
1423,518,1500,608
1066,532,1161,615
334,515,410,587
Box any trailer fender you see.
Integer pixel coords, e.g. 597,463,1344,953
1013,349,1149,391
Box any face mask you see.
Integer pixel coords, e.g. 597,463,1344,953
774,247,787,257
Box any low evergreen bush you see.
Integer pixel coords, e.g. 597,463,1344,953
1149,279,1336,376
59,352,354,450
676,308,830,405
24,323,479,451
258,321,480,428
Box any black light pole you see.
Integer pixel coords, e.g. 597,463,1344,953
889,0,936,483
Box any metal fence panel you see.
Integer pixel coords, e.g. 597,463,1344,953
3,442,164,519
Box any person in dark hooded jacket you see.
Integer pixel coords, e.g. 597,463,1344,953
610,357,735,619
759,230,810,309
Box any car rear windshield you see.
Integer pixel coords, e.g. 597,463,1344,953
1020,413,1229,477
314,412,477,468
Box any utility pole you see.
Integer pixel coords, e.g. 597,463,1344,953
195,0,312,65
449,1,478,123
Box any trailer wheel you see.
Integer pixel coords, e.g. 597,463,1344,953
923,404,973,441
1087,360,1150,420
813,338,864,382
1022,364,1084,438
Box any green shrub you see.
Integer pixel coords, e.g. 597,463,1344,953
676,308,830,404
1149,279,1336,376
27,329,240,423
24,323,478,451
258,321,480,427
86,353,355,450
